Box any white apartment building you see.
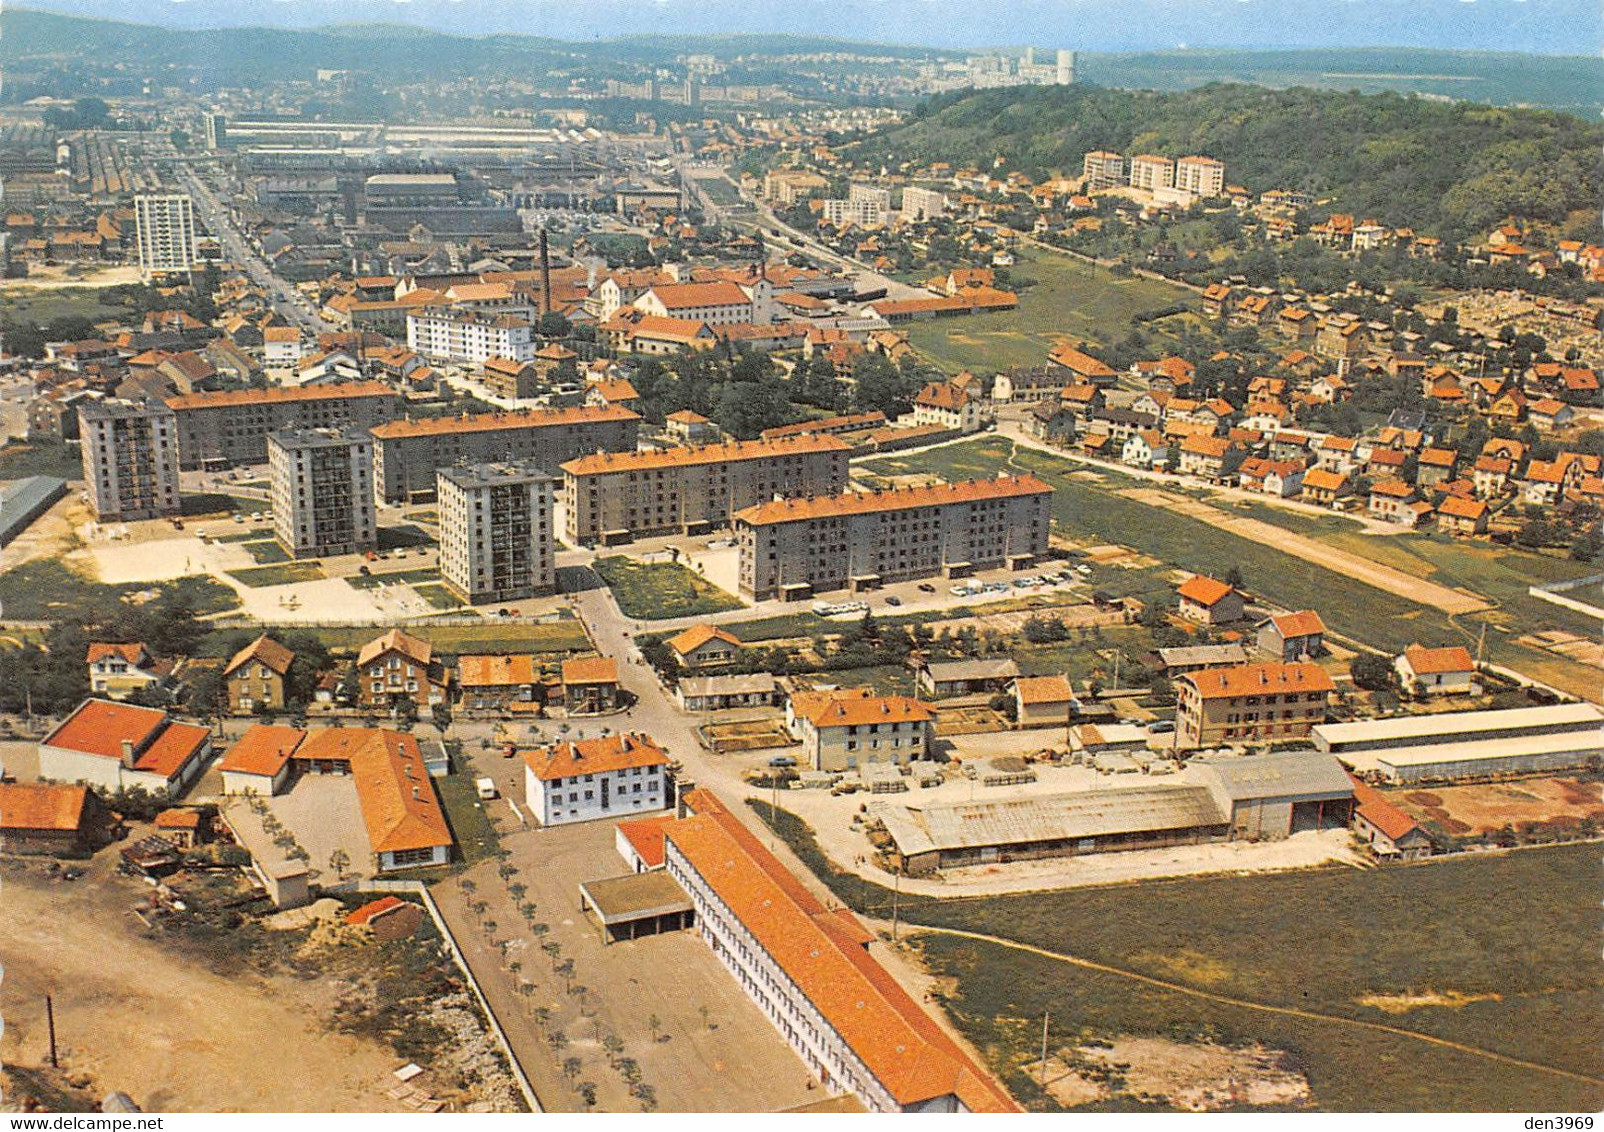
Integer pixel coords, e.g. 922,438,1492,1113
436,460,556,605
406,309,535,363
134,194,197,278
1175,156,1226,198
521,733,670,826
1081,151,1126,191
901,186,948,222
632,279,766,326
268,426,376,559
1128,155,1176,193
786,688,934,772
78,398,181,521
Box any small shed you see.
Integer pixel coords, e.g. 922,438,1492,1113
578,871,695,945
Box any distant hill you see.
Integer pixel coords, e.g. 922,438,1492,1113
845,83,1604,241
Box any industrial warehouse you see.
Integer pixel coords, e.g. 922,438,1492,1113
869,750,1356,875
1312,703,1604,783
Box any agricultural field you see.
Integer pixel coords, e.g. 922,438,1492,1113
591,556,743,620
867,439,1601,700
907,249,1191,374
0,440,82,482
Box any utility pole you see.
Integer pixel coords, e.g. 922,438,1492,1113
1039,1008,1050,1089
46,994,58,1068
891,866,902,942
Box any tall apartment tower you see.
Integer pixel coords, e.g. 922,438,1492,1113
133,194,197,278
1056,49,1076,85
268,427,376,559
78,399,182,522
203,112,228,151
436,460,556,605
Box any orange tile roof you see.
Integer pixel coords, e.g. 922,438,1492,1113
1047,343,1116,378
562,656,619,685
358,628,432,668
345,895,407,926
735,474,1051,526
86,642,150,667
588,378,641,402
794,688,933,728
613,313,714,343
1179,662,1335,700
1302,468,1348,492
563,433,849,478
224,634,295,678
1400,643,1474,675
667,624,743,657
1267,610,1326,639
616,814,675,868
166,380,394,411
1177,575,1236,607
295,728,451,854
1438,496,1487,520
1014,674,1074,705
664,791,1019,1113
43,699,166,760
0,782,89,832
521,732,668,781
155,808,201,829
1348,776,1422,843
370,404,638,441
135,722,211,780
457,653,540,688
220,724,306,778
643,280,751,309
915,381,970,411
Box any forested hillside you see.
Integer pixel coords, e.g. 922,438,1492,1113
846,84,1604,240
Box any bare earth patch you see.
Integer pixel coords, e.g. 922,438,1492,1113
1033,1036,1312,1111
1357,990,1503,1014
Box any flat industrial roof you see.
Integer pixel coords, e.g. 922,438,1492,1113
1194,750,1355,802
578,871,692,925
1365,731,1604,773
1312,703,1603,751
872,785,1224,857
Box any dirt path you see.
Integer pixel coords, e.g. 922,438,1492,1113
911,925,1602,1087
1118,487,1490,615
0,863,408,1113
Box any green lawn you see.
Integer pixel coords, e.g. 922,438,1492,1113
0,560,238,621
867,439,1599,699
0,441,81,481
241,540,291,565
748,801,1601,1112
225,563,326,588
0,285,130,327
591,556,743,620
434,770,503,867
412,583,466,611
906,249,1192,374
347,568,439,591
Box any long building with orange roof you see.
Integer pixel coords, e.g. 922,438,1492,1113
732,475,1052,601
560,433,851,545
662,790,1020,1112
369,403,639,503
164,380,401,469
38,698,212,795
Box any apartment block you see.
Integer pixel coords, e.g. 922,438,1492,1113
406,309,535,363
78,398,181,521
437,460,556,605
733,475,1053,601
165,382,401,470
1175,662,1335,749
134,194,196,278
1128,154,1176,193
1175,156,1226,198
268,427,376,559
370,404,639,504
560,434,851,546
901,186,948,222
1081,151,1126,191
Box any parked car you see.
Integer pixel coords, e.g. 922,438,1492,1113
884,595,902,606
917,583,936,593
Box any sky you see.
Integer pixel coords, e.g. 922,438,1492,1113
10,0,1597,54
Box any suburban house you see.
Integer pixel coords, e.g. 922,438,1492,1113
1395,644,1477,696
786,688,934,772
1121,429,1170,471
676,673,781,712
1350,777,1434,859
522,732,670,826
357,629,451,708
666,624,745,670
1437,495,1489,536
1175,662,1335,748
86,642,167,700
1177,435,1237,480
1368,479,1425,526
563,656,621,713
912,381,984,433
223,634,295,715
38,699,212,795
1256,610,1328,662
1012,674,1077,728
1300,468,1349,507
456,654,545,712
1176,576,1246,624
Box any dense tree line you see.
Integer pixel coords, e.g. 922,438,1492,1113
846,83,1603,242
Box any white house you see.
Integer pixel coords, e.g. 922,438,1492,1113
1395,644,1477,696
522,732,670,826
218,723,306,796
1121,428,1169,470
38,698,211,796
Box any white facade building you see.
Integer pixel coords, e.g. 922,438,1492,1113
407,310,535,364
1175,156,1226,199
521,733,670,826
134,194,197,278
901,186,948,222
268,426,376,558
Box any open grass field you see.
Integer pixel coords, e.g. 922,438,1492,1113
346,568,438,591
747,802,1600,1112
0,285,130,327
906,249,1191,374
592,555,743,620
225,562,326,588
241,539,291,565
434,769,504,867
0,441,81,482
412,582,465,611
868,439,1600,699
0,559,238,621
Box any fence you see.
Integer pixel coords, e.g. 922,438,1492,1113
1527,572,1604,620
